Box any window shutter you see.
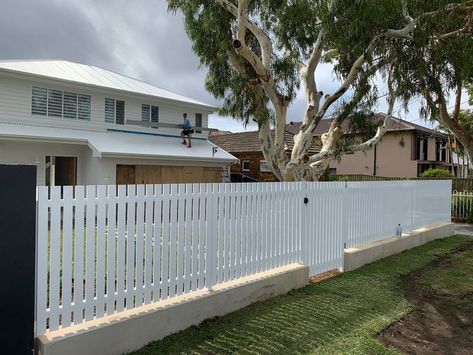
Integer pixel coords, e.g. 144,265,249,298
116,100,125,125
151,106,159,123
105,98,115,123
142,104,150,122
78,95,91,120
47,89,63,117
32,87,47,116
63,92,78,119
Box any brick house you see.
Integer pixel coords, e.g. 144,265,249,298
209,114,458,181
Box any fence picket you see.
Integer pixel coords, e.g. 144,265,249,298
61,187,73,328
106,185,117,315
84,186,96,321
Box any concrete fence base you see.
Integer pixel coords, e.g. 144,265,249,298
344,223,456,272
37,263,309,355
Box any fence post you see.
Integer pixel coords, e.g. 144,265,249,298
0,165,36,354
206,183,218,289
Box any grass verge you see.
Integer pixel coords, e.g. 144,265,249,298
131,235,471,355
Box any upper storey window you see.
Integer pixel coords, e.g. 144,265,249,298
31,86,91,120
141,104,159,125
105,98,125,125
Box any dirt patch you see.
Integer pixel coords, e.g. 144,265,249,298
309,269,341,284
377,242,473,354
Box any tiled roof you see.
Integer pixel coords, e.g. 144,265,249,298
209,114,445,154
285,113,444,137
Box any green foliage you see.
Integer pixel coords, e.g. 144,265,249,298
467,209,473,224
168,0,471,127
458,110,473,136
420,168,454,178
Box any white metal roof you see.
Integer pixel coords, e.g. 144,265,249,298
0,121,237,163
0,59,216,110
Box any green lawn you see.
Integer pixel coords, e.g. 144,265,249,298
131,236,472,355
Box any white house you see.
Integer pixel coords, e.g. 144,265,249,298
0,60,237,186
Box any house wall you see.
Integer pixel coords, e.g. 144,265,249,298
0,139,228,185
0,139,89,185
330,132,418,178
230,152,279,182
0,71,211,135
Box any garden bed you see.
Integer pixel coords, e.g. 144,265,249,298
377,241,473,354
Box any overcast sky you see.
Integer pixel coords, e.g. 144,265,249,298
0,0,466,132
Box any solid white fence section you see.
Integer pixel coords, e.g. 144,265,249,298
35,180,451,334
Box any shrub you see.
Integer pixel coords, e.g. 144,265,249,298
420,168,454,178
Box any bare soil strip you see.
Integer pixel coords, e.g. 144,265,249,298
377,242,473,354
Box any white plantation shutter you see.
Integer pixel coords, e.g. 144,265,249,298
32,87,47,115
78,95,91,120
142,104,150,122
47,89,63,117
63,92,78,119
105,98,115,123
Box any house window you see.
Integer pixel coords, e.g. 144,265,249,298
31,86,90,120
260,160,272,173
195,113,202,133
32,87,47,115
47,89,63,117
436,140,447,162
414,135,428,161
105,98,125,125
242,160,250,172
141,104,159,125
141,104,150,123
78,94,91,120
151,106,159,123
63,92,78,119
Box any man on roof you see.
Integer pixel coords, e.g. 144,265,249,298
180,113,193,148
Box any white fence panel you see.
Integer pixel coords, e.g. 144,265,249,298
36,180,450,334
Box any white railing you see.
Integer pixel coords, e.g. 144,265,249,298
35,180,451,334
452,190,473,220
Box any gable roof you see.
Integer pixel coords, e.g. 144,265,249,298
209,114,445,154
0,59,216,110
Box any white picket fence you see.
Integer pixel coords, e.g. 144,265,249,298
35,180,451,335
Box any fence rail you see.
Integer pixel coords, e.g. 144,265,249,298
35,180,451,335
332,175,473,192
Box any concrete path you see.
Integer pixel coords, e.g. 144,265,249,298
454,223,473,237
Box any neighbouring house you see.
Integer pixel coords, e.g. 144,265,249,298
210,114,458,181
0,60,238,186
209,130,319,182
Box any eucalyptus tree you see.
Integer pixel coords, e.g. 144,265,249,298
389,2,473,167
168,0,472,181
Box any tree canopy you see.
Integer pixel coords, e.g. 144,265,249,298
168,0,473,181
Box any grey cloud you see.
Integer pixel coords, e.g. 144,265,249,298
0,0,444,133
0,0,115,66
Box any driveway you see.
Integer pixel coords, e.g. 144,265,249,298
455,223,473,237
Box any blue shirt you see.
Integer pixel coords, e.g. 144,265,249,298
183,117,191,129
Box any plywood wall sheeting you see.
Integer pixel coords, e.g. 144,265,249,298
116,165,222,184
